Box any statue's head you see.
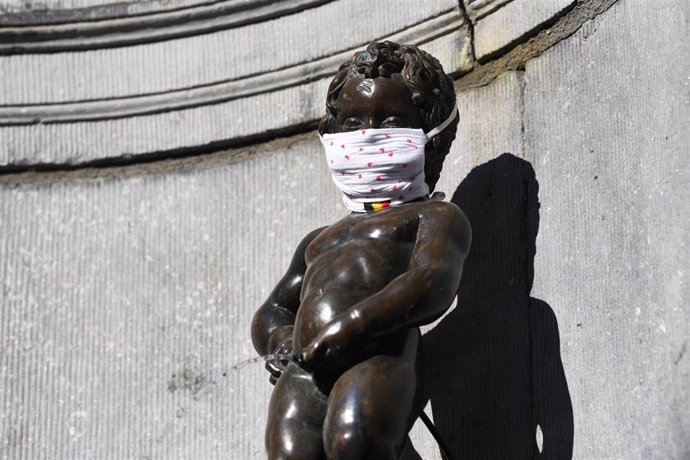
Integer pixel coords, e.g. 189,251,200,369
318,41,458,192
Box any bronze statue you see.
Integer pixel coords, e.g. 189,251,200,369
251,41,471,459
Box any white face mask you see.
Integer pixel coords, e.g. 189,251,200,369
319,105,458,212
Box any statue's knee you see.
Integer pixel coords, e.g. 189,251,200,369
324,425,357,459
324,424,395,460
267,428,323,460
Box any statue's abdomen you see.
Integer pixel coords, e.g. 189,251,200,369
293,237,408,349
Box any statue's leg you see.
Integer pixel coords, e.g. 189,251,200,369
266,361,329,460
323,329,421,460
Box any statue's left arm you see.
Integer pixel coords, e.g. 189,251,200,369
300,201,471,367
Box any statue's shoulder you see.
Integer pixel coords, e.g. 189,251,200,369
417,199,471,242
418,199,465,219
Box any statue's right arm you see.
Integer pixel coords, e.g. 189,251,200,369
250,227,325,357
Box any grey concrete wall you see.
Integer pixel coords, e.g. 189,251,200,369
1,0,689,458
0,144,342,459
525,2,690,456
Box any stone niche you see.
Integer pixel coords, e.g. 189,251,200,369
0,0,472,166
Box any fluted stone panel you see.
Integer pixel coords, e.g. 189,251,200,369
0,143,341,459
525,0,690,457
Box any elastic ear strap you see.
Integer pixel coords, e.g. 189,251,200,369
425,103,458,140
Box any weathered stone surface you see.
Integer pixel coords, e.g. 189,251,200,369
472,0,576,60
464,0,513,22
524,0,690,457
0,140,342,459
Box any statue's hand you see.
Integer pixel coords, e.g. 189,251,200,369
298,316,361,373
265,338,293,385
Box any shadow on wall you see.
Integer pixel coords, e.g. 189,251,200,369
416,153,574,459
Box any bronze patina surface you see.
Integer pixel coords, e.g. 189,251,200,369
251,42,470,459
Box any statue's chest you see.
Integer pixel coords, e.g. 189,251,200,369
306,208,420,262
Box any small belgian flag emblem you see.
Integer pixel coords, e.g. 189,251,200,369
364,201,391,212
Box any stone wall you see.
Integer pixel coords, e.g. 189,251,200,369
1,0,688,458
0,0,472,164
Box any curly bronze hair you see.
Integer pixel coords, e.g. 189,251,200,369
318,41,458,192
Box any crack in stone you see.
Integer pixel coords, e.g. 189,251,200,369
581,10,606,39
457,0,477,63
675,341,687,366
518,70,527,160
455,0,622,92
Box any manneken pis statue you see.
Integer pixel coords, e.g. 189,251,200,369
251,41,471,460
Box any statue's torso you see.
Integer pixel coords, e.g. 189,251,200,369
294,200,439,350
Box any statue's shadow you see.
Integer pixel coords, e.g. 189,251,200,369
407,153,574,459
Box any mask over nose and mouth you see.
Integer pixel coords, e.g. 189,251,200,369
319,105,458,212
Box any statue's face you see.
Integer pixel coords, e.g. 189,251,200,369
334,73,424,133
